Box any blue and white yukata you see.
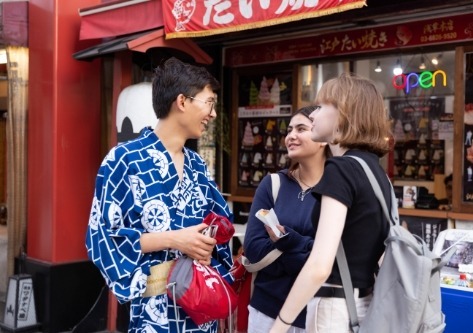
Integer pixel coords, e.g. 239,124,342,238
86,127,234,333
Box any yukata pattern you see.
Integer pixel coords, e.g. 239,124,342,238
86,127,233,333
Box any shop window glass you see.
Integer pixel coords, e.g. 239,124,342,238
354,52,455,188
299,61,349,106
359,52,455,98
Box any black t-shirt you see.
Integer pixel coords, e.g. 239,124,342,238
311,150,391,288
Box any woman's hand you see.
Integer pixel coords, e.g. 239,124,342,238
265,224,286,242
269,317,290,333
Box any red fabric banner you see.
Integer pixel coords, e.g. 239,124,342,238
163,0,366,39
225,12,473,66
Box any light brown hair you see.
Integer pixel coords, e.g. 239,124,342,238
315,72,392,157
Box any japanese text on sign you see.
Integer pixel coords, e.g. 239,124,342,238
164,0,367,38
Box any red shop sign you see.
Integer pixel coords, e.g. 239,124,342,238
225,12,473,67
163,0,366,39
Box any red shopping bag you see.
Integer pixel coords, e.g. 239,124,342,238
229,252,253,333
167,257,238,325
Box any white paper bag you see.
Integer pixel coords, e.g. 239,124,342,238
256,208,282,237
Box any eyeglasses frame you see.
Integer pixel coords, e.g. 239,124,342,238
186,96,216,114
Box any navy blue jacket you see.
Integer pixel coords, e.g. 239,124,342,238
244,170,316,329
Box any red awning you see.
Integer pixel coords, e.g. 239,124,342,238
127,28,211,64
79,0,164,40
73,28,213,64
76,0,212,64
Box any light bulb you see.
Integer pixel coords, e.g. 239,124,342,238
375,61,382,73
393,60,402,75
431,54,442,66
419,56,426,70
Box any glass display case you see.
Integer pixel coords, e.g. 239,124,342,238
232,69,293,196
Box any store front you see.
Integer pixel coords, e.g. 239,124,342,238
221,11,469,213
226,49,457,238
218,10,473,333
70,1,473,331
10,1,473,333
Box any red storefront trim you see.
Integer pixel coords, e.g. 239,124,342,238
225,12,473,67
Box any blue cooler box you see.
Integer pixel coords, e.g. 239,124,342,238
434,229,473,332
441,285,473,332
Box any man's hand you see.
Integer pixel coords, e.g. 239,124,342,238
177,223,217,264
140,223,217,265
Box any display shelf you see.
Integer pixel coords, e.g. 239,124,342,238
230,65,296,197
398,208,448,218
448,212,473,220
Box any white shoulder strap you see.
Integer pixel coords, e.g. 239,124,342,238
240,249,282,272
270,173,281,203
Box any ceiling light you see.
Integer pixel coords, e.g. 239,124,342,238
393,59,402,75
374,61,382,73
419,56,426,70
431,54,442,66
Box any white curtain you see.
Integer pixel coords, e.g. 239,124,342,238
6,45,28,277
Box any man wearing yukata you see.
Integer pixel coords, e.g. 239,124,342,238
86,57,233,333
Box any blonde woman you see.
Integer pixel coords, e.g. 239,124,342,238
271,73,392,333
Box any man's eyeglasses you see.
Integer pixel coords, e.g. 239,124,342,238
186,96,216,114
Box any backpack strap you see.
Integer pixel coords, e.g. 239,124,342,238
271,173,281,204
336,155,398,333
348,157,431,256
336,243,360,333
347,156,399,227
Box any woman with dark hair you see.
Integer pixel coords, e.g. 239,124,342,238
244,106,331,333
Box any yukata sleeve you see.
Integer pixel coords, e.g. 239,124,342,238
85,147,148,303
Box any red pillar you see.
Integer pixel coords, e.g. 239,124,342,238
26,2,107,331
28,0,102,262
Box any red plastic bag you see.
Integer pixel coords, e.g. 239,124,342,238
229,253,253,333
167,257,238,325
203,212,235,244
